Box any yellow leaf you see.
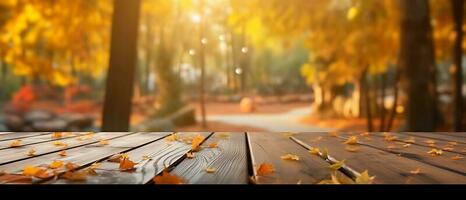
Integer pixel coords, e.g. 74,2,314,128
22,165,40,176
142,155,151,161
410,168,421,175
281,154,300,161
10,140,21,147
427,149,443,156
165,134,178,142
328,159,345,170
309,147,321,155
216,133,230,139
282,132,296,138
256,163,274,176
191,135,205,151
206,168,216,173
49,160,64,169
51,132,63,139
108,154,123,163
318,172,340,184
27,148,36,156
321,148,329,159
360,132,370,137
425,140,436,145
53,141,68,147
347,7,359,21
343,136,358,145
452,155,464,160
355,170,375,184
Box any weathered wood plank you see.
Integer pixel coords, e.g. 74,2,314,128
293,133,466,184
50,132,212,184
342,133,466,175
247,132,341,184
0,132,169,175
170,132,248,184
0,132,51,142
0,132,133,165
0,132,80,150
397,132,466,145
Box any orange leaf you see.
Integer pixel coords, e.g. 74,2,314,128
360,132,370,137
425,140,436,145
99,140,109,146
165,134,178,142
51,132,63,139
58,150,67,157
452,155,464,160
27,148,36,156
256,163,274,176
448,141,458,146
119,157,136,171
208,142,218,148
154,171,185,184
65,162,79,171
206,168,216,173
343,136,358,145
53,141,68,147
49,160,64,169
191,135,205,151
10,140,21,147
23,165,41,176
34,169,53,179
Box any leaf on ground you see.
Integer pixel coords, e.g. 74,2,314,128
328,132,339,137
206,167,216,173
403,144,411,148
165,134,178,142
410,168,421,175
53,141,68,147
427,149,443,156
321,148,329,159
355,170,375,184
343,136,358,145
49,160,64,169
85,163,101,176
58,150,67,157
23,165,41,176
27,148,36,156
119,156,136,171
345,146,359,152
425,140,436,145
51,132,63,139
99,140,109,146
154,170,185,184
10,140,21,147
62,171,86,182
452,155,464,160
108,154,123,162
208,142,218,148
65,162,79,171
281,154,300,161
191,135,205,151
256,163,274,176
328,159,345,170
186,152,194,159
309,147,321,155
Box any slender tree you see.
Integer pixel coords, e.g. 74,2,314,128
451,0,464,131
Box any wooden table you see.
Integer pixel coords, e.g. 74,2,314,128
0,132,465,184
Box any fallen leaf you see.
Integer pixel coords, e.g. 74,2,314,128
65,162,79,171
206,168,216,173
34,169,53,179
425,140,436,145
452,155,464,160
410,168,421,175
119,156,136,171
49,160,64,169
403,144,411,148
62,171,86,182
427,149,443,156
281,154,300,161
442,147,454,151
10,140,21,147
23,165,41,176
309,147,321,155
191,135,205,151
186,152,194,159
58,150,67,157
343,136,358,145
99,140,109,146
27,148,36,156
208,142,218,148
154,170,184,184
328,132,339,137
345,146,359,152
51,132,63,139
53,141,68,147
321,148,329,159
256,163,274,176
355,170,375,184
165,134,178,142
108,154,123,163
328,159,345,170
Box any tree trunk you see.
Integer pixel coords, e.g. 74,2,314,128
387,61,402,132
362,69,374,132
399,0,436,131
452,0,464,131
101,0,141,131
379,73,387,131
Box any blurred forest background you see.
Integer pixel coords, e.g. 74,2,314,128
0,0,465,133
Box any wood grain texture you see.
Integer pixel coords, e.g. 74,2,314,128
340,133,466,176
0,132,133,165
0,132,81,150
294,133,466,184
51,132,212,184
396,132,466,145
248,132,339,184
0,132,51,142
171,132,249,184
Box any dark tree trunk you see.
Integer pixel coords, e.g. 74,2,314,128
362,69,374,132
452,0,464,131
399,0,436,131
379,73,387,131
387,61,402,132
101,0,141,131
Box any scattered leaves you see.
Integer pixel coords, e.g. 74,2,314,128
410,168,421,175
328,159,345,170
343,136,358,145
427,149,443,156
452,155,464,161
154,170,185,184
318,172,340,184
256,163,274,176
27,148,36,156
119,155,136,171
281,154,300,161
51,132,63,139
191,135,205,151
206,168,216,173
345,146,359,152
355,170,375,184
10,140,21,147
58,150,67,157
49,160,64,169
186,152,194,159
